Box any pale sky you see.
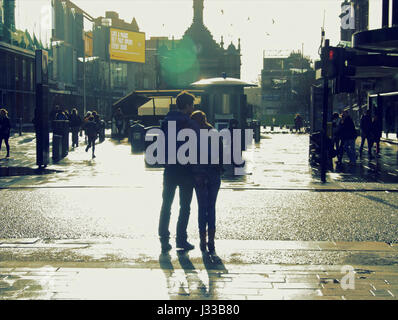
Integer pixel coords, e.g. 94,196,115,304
15,0,383,82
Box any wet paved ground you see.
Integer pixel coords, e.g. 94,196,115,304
0,129,397,300
0,239,398,300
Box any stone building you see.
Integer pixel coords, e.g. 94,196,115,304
155,0,241,89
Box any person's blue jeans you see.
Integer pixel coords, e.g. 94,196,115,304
194,169,221,234
159,166,194,244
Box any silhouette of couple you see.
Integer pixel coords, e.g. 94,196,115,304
158,91,222,255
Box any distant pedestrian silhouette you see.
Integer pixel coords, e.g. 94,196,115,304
337,110,357,165
0,108,11,158
69,108,82,148
370,115,382,158
359,110,372,158
114,108,124,139
84,115,97,159
294,114,303,133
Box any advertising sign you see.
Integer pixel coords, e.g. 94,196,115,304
110,28,145,63
85,32,93,57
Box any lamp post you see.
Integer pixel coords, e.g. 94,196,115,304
78,56,99,116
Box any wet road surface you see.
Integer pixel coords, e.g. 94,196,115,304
0,131,397,243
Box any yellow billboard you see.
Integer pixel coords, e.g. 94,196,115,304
110,28,145,63
85,32,93,57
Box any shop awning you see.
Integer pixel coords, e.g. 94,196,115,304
112,92,151,116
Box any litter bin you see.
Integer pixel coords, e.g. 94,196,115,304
130,122,146,153
52,134,62,162
52,120,69,159
99,120,106,143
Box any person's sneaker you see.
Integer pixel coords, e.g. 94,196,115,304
176,241,195,251
161,243,172,253
92,154,96,159
85,146,89,152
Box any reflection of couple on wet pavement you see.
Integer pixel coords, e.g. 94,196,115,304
158,91,222,257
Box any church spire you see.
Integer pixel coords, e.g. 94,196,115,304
193,0,204,25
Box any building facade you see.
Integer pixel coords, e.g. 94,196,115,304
260,53,315,126
0,0,42,126
155,0,241,89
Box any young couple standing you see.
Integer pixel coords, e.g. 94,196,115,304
158,91,222,255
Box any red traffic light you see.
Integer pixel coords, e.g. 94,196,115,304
328,49,335,60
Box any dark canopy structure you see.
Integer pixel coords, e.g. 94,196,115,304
112,92,151,117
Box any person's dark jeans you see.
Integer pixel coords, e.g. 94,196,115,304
71,127,79,147
87,136,96,155
159,167,194,244
194,170,221,234
359,133,372,155
0,134,10,155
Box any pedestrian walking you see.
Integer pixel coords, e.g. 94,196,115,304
50,105,60,121
158,91,199,253
69,108,82,148
370,115,382,158
359,110,372,158
337,110,357,165
114,108,124,139
55,109,67,120
84,115,98,159
0,108,11,158
83,111,92,144
191,110,222,255
294,114,303,133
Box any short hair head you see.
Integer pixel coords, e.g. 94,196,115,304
176,91,195,111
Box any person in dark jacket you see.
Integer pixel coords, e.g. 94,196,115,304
114,108,124,139
0,108,11,158
370,115,382,158
69,108,82,148
191,110,222,255
337,110,357,164
359,110,372,158
84,116,98,159
294,114,303,133
158,91,199,253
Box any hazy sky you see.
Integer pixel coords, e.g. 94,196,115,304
15,0,383,82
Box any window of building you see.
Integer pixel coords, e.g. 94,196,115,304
22,59,27,86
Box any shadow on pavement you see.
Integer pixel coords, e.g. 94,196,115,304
0,166,62,177
177,250,209,299
355,193,398,211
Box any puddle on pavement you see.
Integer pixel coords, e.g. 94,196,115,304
0,167,62,177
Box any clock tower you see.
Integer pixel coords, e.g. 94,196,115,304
193,0,204,25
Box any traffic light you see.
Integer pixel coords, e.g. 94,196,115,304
320,45,356,93
334,48,356,94
321,46,340,78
